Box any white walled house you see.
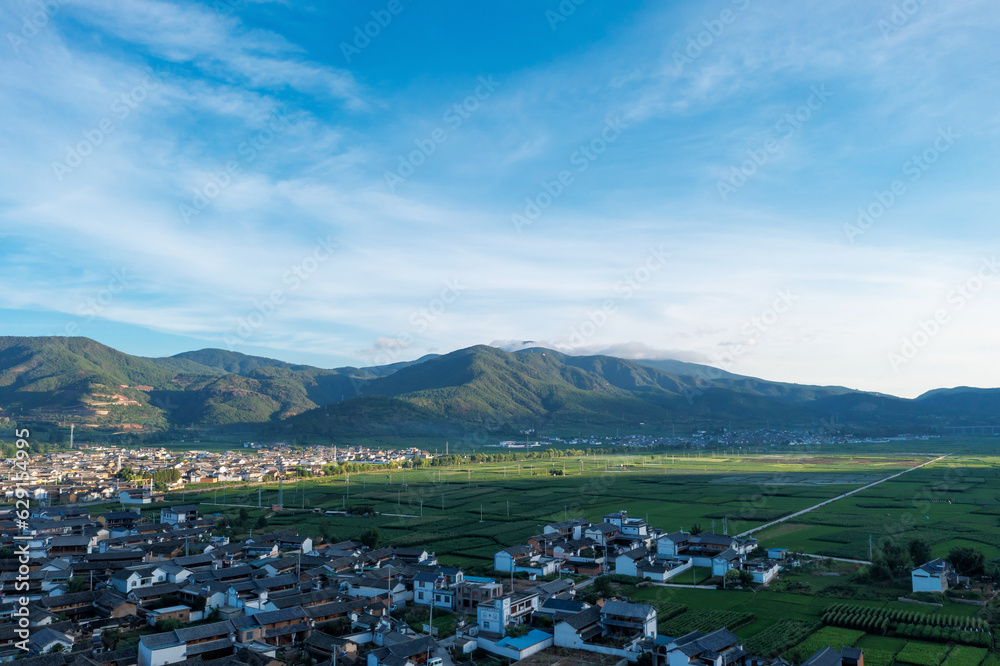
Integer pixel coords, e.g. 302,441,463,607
912,559,956,593
160,505,198,525
476,591,539,636
615,547,650,577
664,628,744,666
413,572,451,610
494,545,532,572
745,560,781,585
711,548,742,576
112,565,169,594
543,519,590,540
657,531,690,557
604,510,649,537
600,601,657,640
637,557,692,582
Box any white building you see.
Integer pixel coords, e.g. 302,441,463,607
477,592,539,635
911,559,956,593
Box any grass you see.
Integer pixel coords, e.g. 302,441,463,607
941,646,988,666
27,449,1000,663
783,627,864,663
149,451,958,561
896,642,953,666
742,619,821,658
659,609,755,636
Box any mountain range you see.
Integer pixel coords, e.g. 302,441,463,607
0,336,996,437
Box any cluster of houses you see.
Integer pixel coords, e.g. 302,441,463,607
0,500,865,666
0,445,431,506
494,511,784,586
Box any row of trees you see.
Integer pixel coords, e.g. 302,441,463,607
822,603,991,647
116,466,182,490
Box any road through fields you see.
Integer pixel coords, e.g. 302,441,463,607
736,454,948,539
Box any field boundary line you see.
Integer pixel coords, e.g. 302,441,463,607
736,454,948,538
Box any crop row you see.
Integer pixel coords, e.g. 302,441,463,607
660,609,755,636
743,619,821,658
823,604,988,631
822,604,991,648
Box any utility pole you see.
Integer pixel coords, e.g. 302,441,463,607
428,578,435,636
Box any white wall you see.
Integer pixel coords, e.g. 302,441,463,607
139,642,186,666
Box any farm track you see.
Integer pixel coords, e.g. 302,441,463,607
736,454,949,539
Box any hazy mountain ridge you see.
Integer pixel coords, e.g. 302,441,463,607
0,336,995,434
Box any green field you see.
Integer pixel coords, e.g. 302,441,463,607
46,446,1000,660
144,451,951,566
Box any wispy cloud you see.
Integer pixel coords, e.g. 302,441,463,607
1,0,998,398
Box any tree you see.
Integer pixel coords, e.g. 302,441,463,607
319,523,335,543
723,569,753,588
360,528,380,549
238,508,249,524
949,546,985,576
102,627,121,651
506,624,530,638
909,539,932,566
592,575,613,598
255,515,268,530
879,541,909,573
868,559,893,581
66,576,89,593
156,618,184,632
690,523,704,535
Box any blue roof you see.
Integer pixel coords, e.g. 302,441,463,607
496,630,552,650
465,576,496,583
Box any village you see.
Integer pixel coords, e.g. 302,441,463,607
0,493,969,666
0,445,430,505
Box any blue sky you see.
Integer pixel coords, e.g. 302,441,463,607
1,0,998,398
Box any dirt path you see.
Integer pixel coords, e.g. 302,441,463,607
736,454,948,538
